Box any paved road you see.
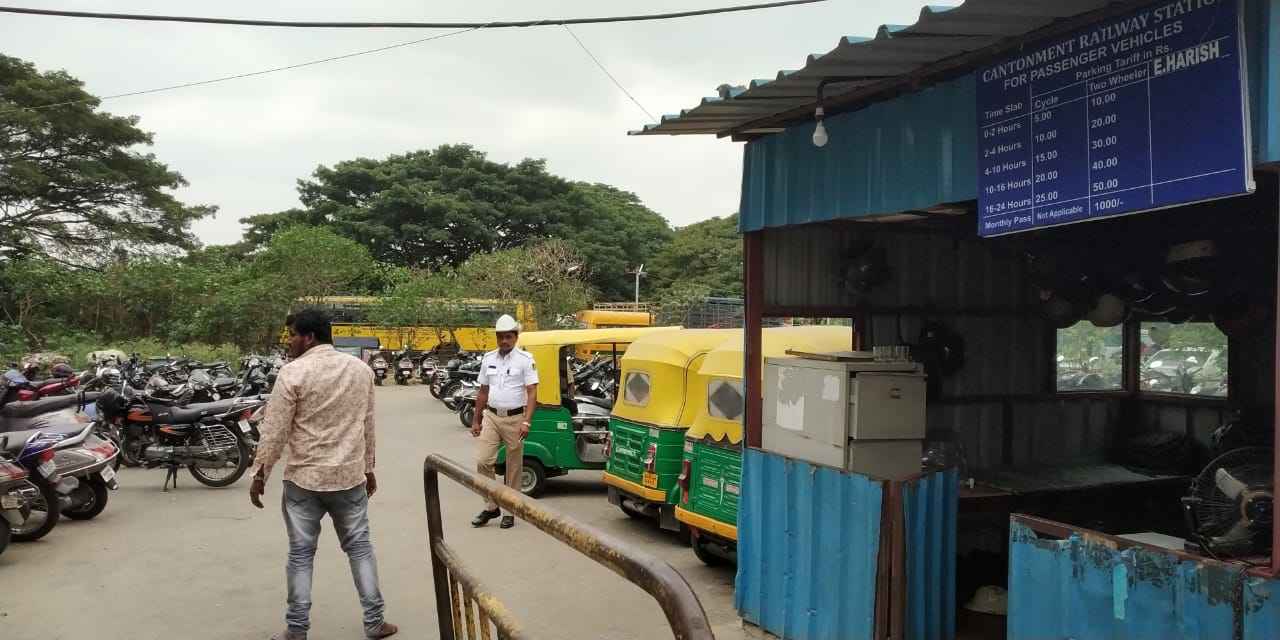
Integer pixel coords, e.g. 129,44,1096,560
0,385,747,640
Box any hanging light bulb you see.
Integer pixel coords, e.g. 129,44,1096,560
812,106,828,147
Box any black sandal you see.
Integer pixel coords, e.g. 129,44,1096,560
471,509,500,527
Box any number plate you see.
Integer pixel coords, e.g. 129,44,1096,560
238,420,251,433
0,495,19,510
37,459,57,479
99,465,116,483
643,472,658,489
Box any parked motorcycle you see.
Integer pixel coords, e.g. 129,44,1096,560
394,350,416,385
436,355,480,405
1,422,118,541
96,387,266,490
0,453,29,555
455,381,480,428
371,355,389,387
236,356,275,396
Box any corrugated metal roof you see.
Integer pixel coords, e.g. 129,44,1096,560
631,0,1116,138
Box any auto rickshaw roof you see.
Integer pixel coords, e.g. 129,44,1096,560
517,326,679,407
517,326,678,349
697,325,854,380
618,329,741,369
612,329,738,428
688,326,853,444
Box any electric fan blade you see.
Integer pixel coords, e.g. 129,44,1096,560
1209,518,1255,550
1215,467,1249,500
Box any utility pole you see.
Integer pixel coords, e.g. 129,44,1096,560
626,264,646,305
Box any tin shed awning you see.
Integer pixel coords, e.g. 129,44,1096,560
630,0,1117,139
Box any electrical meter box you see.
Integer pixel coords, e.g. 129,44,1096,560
762,356,926,478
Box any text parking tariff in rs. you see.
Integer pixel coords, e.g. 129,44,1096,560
976,0,1254,237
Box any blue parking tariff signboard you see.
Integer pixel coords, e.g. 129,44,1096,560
977,0,1254,237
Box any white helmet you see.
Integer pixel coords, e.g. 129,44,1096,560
494,314,521,333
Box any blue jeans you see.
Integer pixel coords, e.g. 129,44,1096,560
282,480,386,634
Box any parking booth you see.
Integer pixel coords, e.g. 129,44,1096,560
636,0,1280,638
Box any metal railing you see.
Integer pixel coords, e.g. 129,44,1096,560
424,453,717,640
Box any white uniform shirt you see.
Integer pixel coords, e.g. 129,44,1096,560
477,348,539,410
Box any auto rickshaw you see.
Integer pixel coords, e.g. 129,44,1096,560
675,325,853,565
494,327,678,497
603,328,738,530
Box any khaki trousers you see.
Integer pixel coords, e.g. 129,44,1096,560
475,409,525,513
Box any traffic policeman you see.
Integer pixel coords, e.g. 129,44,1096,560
470,314,538,529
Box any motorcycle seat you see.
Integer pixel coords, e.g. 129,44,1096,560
1,393,99,418
151,398,241,424
575,395,613,411
0,419,85,447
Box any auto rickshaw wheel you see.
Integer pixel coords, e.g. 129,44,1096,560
518,459,546,498
619,500,647,520
691,530,727,567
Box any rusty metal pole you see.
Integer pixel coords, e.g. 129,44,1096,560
425,468,456,640
744,231,765,449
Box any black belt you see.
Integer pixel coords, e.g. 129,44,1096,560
486,407,523,417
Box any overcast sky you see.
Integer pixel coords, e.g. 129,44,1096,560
2,1,921,246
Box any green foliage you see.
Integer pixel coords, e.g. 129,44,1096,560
250,225,376,303
655,282,714,326
243,145,575,270
241,146,675,298
547,183,673,299
650,213,742,297
1148,322,1227,351
455,239,592,329
366,269,465,346
2,333,242,370
0,226,373,352
0,54,212,261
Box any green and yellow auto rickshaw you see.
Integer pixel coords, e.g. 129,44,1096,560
675,325,853,564
494,327,678,497
603,328,738,530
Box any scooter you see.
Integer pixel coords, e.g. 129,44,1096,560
0,453,30,555
370,356,389,387
394,351,415,386
455,381,479,428
2,422,119,542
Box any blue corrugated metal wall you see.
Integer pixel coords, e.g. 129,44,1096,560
738,76,977,233
1246,0,1280,165
904,470,958,640
735,448,884,640
1245,576,1280,639
739,0,1280,233
1008,521,1249,640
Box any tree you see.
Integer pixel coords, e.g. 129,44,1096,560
367,269,465,347
244,145,576,270
650,213,743,297
0,54,212,262
240,147,676,296
456,240,592,329
655,282,714,326
249,225,376,304
547,183,672,300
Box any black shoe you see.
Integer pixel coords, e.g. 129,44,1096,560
499,515,515,529
471,509,500,527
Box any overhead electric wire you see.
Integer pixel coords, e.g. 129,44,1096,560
0,26,484,115
0,1,825,29
1,1,824,115
562,25,656,123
